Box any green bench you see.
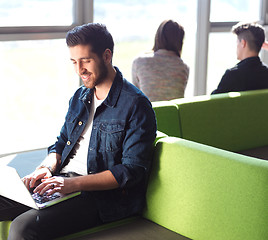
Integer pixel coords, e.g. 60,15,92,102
61,136,268,240
2,89,268,239
0,135,191,240
153,89,268,152
149,89,268,239
146,137,268,240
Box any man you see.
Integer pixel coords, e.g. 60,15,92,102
0,23,156,239
211,22,268,94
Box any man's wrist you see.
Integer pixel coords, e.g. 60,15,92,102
36,165,53,174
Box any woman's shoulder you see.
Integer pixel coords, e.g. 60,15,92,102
133,51,155,62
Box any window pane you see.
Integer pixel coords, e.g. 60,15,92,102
207,32,237,94
0,40,78,154
210,0,261,22
94,0,197,97
0,0,73,26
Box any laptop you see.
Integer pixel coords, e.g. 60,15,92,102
0,165,81,209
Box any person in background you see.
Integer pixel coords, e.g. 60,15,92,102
0,23,156,240
212,22,268,94
132,19,189,102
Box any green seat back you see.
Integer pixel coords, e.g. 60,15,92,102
144,137,268,240
172,90,268,151
152,101,182,138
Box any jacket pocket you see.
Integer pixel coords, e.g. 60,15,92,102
98,121,125,152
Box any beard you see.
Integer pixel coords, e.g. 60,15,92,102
94,58,109,87
81,58,109,89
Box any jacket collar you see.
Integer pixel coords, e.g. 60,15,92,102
79,66,123,108
103,66,123,108
238,56,261,66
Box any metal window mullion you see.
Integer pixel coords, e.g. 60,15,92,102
73,0,93,25
210,22,238,33
0,30,73,41
194,0,211,96
84,0,94,23
260,0,268,25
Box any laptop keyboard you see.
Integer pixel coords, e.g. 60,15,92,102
32,192,60,204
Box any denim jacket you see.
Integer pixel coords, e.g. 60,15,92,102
48,67,157,222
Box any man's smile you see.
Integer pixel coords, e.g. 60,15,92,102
80,73,91,82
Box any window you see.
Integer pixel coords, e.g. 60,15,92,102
210,0,261,22
94,0,197,97
0,0,73,26
0,1,83,156
0,39,78,155
207,32,237,93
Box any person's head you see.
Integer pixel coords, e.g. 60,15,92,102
66,23,114,59
153,20,185,57
232,22,265,59
66,23,114,90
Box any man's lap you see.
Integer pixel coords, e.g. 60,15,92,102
0,196,30,221
1,193,102,239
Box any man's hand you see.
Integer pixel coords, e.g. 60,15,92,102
33,176,75,195
22,168,52,191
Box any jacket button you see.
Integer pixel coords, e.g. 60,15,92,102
78,121,83,126
67,141,71,145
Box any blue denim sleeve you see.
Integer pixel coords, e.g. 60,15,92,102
48,96,74,156
48,122,68,155
109,96,156,188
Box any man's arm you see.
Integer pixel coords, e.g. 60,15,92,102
34,170,119,195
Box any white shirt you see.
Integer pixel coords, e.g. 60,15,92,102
61,92,103,175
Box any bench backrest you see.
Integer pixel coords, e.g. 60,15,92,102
143,137,268,240
152,101,182,138
172,89,268,151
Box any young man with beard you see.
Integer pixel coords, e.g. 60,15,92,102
0,23,156,239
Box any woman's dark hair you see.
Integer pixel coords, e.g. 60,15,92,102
153,20,185,57
66,23,114,57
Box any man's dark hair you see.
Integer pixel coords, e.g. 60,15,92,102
66,23,114,57
232,22,265,53
153,19,185,57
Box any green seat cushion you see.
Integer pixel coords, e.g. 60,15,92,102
67,218,191,240
0,221,11,240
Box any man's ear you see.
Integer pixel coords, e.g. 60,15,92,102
241,39,247,48
103,49,112,63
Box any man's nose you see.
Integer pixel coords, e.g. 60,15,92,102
76,62,85,75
